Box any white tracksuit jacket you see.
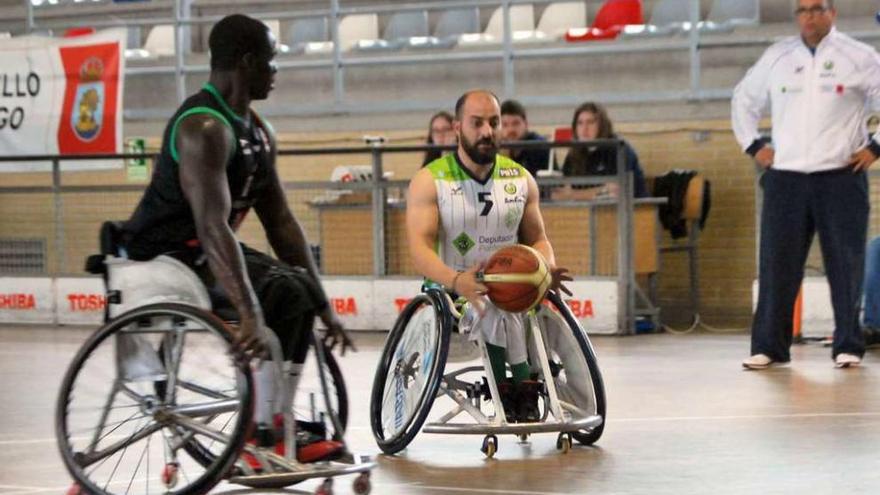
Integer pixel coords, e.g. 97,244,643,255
732,27,880,173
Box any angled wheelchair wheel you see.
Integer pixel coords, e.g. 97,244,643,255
370,289,452,454
156,330,348,478
536,292,607,446
56,303,253,495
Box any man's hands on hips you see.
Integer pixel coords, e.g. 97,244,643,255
849,146,879,172
754,147,774,169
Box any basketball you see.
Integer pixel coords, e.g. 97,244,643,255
480,244,552,313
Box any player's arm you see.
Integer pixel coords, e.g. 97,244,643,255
406,168,487,306
254,150,355,354
518,174,572,295
850,51,880,171
177,114,265,358
731,49,775,167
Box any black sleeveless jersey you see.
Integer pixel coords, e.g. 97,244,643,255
122,83,274,260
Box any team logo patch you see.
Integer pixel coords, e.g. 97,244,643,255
498,168,521,178
452,232,475,256
71,57,104,142
504,183,517,195
823,60,834,71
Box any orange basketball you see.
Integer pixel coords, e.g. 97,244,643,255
481,245,551,313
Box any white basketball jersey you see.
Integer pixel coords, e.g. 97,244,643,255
426,153,530,271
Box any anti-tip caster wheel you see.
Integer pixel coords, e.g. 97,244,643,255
66,483,82,495
556,432,572,454
480,435,498,458
316,478,334,495
161,462,179,488
353,472,371,494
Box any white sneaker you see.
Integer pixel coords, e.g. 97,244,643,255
742,354,774,370
834,353,861,368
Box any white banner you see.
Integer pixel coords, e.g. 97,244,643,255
0,277,54,324
0,29,126,171
0,276,620,333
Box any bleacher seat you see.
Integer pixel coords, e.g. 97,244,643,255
412,7,481,49
356,10,429,51
621,0,688,38
459,4,544,46
565,0,644,42
142,24,175,57
339,14,379,52
536,1,587,40
286,17,331,55
703,0,759,32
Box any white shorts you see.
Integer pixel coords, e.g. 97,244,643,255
460,298,528,364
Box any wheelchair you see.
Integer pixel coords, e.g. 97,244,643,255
55,222,374,495
369,286,606,458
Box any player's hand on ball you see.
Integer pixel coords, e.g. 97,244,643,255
550,266,573,297
456,263,489,314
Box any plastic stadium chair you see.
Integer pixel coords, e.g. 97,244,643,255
459,4,541,46
536,1,587,40
286,17,331,55
565,0,644,42
414,7,481,49
143,25,175,57
339,14,379,52
704,0,759,31
356,10,429,51
621,0,688,38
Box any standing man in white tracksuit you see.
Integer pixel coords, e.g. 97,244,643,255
732,0,880,370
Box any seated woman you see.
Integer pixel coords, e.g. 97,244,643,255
421,111,457,167
556,102,648,199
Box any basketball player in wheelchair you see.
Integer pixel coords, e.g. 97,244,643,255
56,15,372,495
370,90,606,457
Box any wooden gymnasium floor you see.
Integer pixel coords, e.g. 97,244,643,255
1,326,878,495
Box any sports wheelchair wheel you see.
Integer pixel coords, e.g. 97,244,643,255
370,288,452,454
56,303,253,495
156,327,349,478
534,292,606,445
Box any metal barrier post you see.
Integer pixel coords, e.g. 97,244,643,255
616,141,634,334
51,157,65,275
330,0,344,105
501,0,514,98
173,0,187,103
371,145,386,276
688,0,701,96
25,0,35,34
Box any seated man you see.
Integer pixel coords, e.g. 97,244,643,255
500,99,554,178
407,89,571,422
119,14,353,464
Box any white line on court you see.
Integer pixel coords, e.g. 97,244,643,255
6,411,879,447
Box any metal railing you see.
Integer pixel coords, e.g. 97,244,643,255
0,139,651,333
15,0,832,118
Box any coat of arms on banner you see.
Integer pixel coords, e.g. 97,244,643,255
58,41,121,154
70,57,104,142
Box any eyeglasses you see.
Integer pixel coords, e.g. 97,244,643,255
794,5,829,16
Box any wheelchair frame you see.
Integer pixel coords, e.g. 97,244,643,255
371,287,606,457
56,252,374,495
